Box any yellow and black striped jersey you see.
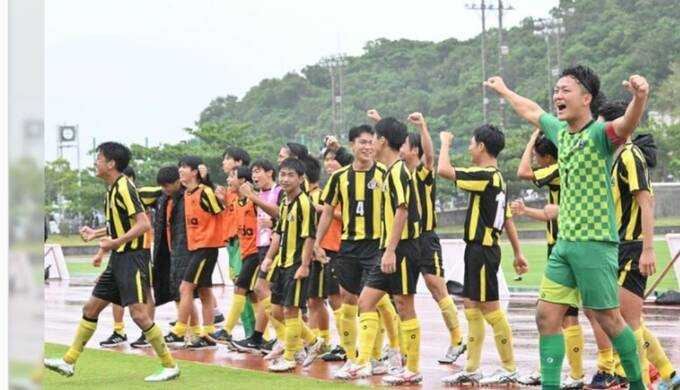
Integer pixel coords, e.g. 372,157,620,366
414,164,437,232
612,143,653,242
105,175,146,253
309,186,322,226
455,167,510,247
275,191,316,268
533,164,560,246
380,160,421,249
137,186,163,210
321,162,386,241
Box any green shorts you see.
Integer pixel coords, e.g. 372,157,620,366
539,240,619,310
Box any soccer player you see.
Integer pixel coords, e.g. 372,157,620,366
513,130,586,389
163,156,224,350
484,66,649,390
264,158,324,372
314,124,401,379
342,116,424,385
400,112,466,365
44,142,179,382
438,127,527,386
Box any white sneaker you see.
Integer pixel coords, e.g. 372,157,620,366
334,362,372,380
144,366,180,382
370,358,388,375
442,368,483,385
334,361,353,379
438,343,467,364
518,370,542,386
294,350,307,365
268,358,297,372
302,338,324,367
382,369,423,385
561,374,585,390
44,357,75,377
479,368,519,386
385,348,403,374
263,341,284,361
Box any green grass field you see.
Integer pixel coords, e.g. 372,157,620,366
44,343,358,389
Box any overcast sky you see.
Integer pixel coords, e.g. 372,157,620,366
45,0,558,167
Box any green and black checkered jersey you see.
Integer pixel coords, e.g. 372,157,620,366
414,164,437,232
321,162,386,241
137,186,163,210
380,160,421,249
539,113,625,242
455,167,510,247
533,164,560,246
274,191,316,268
612,143,653,242
105,175,146,253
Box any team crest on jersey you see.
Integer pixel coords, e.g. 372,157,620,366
287,212,295,222
367,178,377,190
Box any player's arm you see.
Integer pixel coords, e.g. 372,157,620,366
367,108,382,124
80,226,107,241
636,190,656,276
100,211,151,251
484,76,545,129
240,182,279,219
517,130,540,181
381,205,407,275
313,203,335,261
437,131,457,181
261,233,281,272
504,217,528,275
612,75,649,140
511,198,553,222
408,112,434,169
200,187,225,215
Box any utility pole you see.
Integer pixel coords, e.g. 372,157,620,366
320,54,348,135
496,0,513,128
466,1,489,123
534,18,564,111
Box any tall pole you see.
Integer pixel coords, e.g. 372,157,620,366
497,0,504,128
480,0,488,123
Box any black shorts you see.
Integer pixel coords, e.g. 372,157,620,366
365,239,421,296
463,243,501,302
235,253,261,292
334,240,380,295
419,230,444,277
618,241,646,298
182,248,218,288
270,263,309,308
326,250,340,296
307,256,340,299
92,250,151,307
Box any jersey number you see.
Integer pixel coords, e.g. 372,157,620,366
356,201,365,216
493,192,506,230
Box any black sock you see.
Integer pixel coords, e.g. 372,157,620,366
252,331,263,343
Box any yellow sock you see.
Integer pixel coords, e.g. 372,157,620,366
613,352,626,377
171,321,187,337
301,320,317,345
113,321,126,336
376,295,400,349
203,325,216,336
635,328,650,385
372,321,385,360
144,323,176,368
226,294,246,333
483,309,515,372
320,329,331,346
437,296,462,346
283,318,301,361
190,325,202,337
356,312,379,365
341,304,358,362
312,328,320,339
564,324,585,379
64,318,98,364
264,299,285,341
402,318,421,373
598,348,615,374
333,307,343,342
398,317,406,354
464,308,485,372
643,324,675,380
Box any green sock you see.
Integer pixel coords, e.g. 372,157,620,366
540,334,564,390
611,326,643,390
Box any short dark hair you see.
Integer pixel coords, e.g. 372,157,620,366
96,142,131,172
279,158,305,176
375,117,408,151
406,133,423,159
251,158,276,177
178,155,214,188
348,125,374,142
303,156,321,183
473,124,505,157
223,146,251,166
285,142,309,160
599,99,629,122
235,166,252,183
560,65,601,114
122,166,136,181
534,134,558,160
156,166,179,185
323,147,353,166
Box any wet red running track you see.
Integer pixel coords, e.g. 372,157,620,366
45,278,680,389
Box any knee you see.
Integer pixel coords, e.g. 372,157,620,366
128,305,148,324
82,302,99,319
535,308,559,334
179,282,194,296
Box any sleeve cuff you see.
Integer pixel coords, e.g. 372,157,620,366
605,122,626,145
